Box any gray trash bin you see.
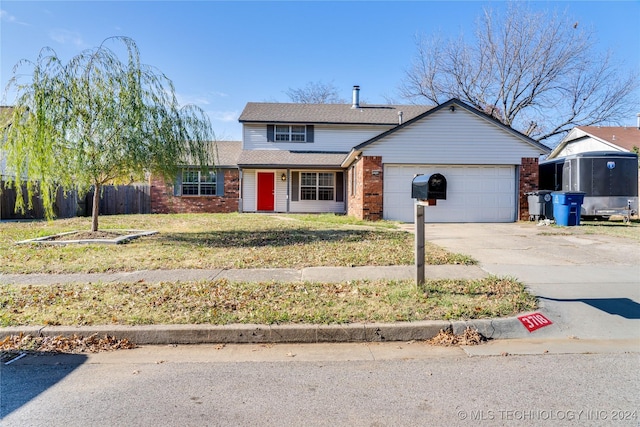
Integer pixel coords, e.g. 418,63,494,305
526,190,554,221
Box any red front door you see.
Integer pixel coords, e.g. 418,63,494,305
257,172,275,211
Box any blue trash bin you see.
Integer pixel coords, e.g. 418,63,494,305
552,192,585,226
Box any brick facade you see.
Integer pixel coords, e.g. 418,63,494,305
150,169,240,214
347,156,384,221
518,157,539,221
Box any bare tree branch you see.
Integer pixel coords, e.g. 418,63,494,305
400,2,639,144
285,80,347,104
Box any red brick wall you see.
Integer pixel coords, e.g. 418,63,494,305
347,156,384,221
519,157,539,221
362,156,384,221
150,169,240,214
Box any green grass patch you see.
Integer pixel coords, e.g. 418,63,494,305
0,276,535,326
536,219,640,241
578,219,640,241
0,213,475,274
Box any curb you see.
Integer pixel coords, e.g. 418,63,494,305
0,317,526,345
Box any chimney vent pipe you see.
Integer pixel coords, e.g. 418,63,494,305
398,111,403,125
351,85,360,109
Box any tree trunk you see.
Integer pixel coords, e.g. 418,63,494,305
91,182,100,232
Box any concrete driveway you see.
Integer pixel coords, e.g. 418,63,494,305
418,222,640,341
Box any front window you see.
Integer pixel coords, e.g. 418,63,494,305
301,172,334,201
182,168,216,196
276,125,307,142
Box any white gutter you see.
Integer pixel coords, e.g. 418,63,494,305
341,149,362,168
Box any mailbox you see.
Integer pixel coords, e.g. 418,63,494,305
412,173,447,200
427,173,447,200
411,174,429,199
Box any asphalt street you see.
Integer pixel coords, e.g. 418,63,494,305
2,345,638,427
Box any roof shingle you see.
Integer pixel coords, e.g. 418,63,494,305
576,126,640,151
238,102,432,125
237,150,347,168
180,141,242,167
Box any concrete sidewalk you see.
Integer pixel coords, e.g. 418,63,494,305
0,264,486,286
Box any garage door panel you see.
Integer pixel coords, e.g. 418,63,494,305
383,165,516,223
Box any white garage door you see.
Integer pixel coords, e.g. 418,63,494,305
384,165,516,223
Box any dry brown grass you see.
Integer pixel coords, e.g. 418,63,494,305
0,213,474,274
0,276,536,327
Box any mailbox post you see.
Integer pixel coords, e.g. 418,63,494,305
412,174,447,286
415,201,425,286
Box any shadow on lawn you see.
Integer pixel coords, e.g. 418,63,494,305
158,228,403,248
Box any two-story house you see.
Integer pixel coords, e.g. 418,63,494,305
151,87,550,222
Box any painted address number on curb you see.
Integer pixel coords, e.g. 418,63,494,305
517,312,553,332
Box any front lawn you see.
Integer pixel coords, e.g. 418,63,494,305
0,213,475,274
0,276,535,326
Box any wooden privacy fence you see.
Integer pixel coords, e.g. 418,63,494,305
0,182,150,220
88,184,151,216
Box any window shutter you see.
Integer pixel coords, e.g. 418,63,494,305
173,170,183,196
267,125,275,142
335,171,344,202
291,171,299,202
216,169,225,196
306,125,314,142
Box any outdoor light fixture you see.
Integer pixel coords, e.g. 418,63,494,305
449,105,455,112
281,173,287,182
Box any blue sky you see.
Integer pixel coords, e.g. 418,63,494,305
1,1,639,141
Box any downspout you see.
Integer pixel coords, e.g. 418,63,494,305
515,164,520,222
286,169,290,213
238,168,243,213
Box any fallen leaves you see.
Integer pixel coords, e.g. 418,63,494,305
427,327,487,347
0,332,136,353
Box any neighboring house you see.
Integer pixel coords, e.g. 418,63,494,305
545,124,640,207
547,125,640,159
154,87,551,222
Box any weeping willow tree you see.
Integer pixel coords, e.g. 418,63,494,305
2,36,213,231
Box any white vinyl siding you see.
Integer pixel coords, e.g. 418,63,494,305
363,108,544,165
243,170,257,212
289,200,344,213
555,139,624,158
243,124,393,152
384,164,516,223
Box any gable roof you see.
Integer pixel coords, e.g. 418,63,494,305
238,102,432,126
576,126,639,151
341,98,550,167
547,126,640,159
